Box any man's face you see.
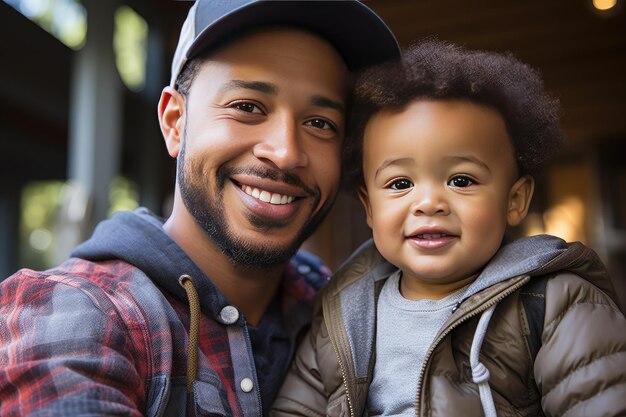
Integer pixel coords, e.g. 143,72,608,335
176,29,347,266
360,100,531,297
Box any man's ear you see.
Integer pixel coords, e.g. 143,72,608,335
158,86,185,158
357,185,373,229
507,175,535,226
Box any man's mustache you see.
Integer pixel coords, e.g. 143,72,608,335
225,166,317,198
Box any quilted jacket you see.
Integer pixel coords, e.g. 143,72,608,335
272,235,626,417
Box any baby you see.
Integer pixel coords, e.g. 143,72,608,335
271,40,626,417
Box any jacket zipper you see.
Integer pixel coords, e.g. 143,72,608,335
324,295,356,417
330,339,355,417
413,276,530,415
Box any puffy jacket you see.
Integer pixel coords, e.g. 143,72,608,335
0,209,330,417
272,235,626,417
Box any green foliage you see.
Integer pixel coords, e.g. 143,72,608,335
19,177,139,270
108,176,139,216
19,181,65,270
114,5,148,91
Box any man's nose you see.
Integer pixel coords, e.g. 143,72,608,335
410,185,450,216
252,116,309,170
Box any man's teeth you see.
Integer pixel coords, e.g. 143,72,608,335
418,233,447,239
242,185,295,205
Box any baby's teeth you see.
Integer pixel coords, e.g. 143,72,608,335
422,233,445,239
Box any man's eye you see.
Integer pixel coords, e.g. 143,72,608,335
305,118,336,131
389,178,413,190
448,176,474,188
231,102,263,114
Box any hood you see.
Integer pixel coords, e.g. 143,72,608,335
71,208,230,316
462,234,616,302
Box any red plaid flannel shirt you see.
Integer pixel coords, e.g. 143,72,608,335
0,254,328,416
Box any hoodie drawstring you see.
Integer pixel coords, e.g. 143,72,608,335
470,304,498,417
179,274,200,394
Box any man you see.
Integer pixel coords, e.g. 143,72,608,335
0,1,399,416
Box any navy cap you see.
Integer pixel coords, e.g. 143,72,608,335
170,0,400,87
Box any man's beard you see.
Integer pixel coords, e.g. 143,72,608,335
177,137,334,268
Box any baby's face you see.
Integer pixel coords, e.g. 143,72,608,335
359,99,533,299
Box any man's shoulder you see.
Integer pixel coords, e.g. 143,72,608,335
6,257,142,292
280,251,332,315
0,258,178,413
290,250,332,291
2,258,168,325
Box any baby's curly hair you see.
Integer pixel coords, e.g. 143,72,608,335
344,39,565,188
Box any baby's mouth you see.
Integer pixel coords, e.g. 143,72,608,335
240,184,295,205
415,233,448,239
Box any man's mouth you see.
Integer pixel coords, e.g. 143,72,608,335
240,184,295,205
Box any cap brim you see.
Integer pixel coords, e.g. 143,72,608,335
188,1,400,72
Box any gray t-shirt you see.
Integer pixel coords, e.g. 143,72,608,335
368,270,467,416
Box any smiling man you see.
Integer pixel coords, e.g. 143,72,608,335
161,29,350,328
0,1,399,416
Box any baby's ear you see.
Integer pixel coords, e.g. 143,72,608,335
507,175,535,226
357,186,373,229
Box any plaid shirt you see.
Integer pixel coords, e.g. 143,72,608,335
0,252,329,416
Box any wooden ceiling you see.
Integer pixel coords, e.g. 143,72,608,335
364,0,626,150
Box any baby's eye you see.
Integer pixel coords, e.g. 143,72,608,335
305,118,337,132
230,101,263,114
448,176,475,188
389,178,413,190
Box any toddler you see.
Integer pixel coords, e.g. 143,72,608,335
272,40,626,417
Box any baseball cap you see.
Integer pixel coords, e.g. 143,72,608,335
170,0,400,87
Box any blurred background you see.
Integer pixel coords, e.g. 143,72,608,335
1,0,624,309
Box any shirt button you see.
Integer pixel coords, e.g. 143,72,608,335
240,377,254,393
219,305,239,324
